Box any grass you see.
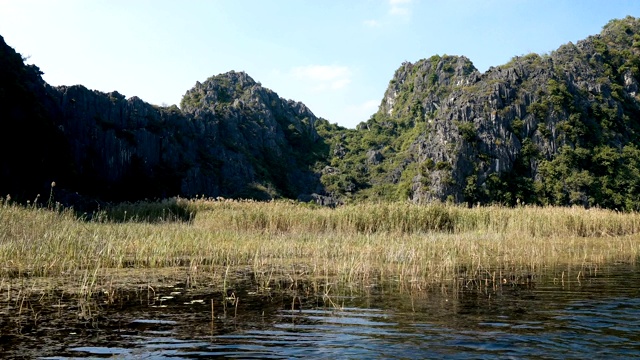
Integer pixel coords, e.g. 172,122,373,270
1,196,639,301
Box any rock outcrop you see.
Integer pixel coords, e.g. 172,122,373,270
3,16,640,211
0,35,75,202
47,71,327,203
0,34,327,204
322,16,640,210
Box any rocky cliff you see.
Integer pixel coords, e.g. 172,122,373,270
0,35,74,202
48,71,327,203
322,16,640,210
0,35,327,205
3,16,640,211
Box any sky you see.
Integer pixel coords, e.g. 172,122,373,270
1,1,639,129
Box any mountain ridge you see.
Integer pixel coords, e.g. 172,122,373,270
0,39,328,207
320,15,640,210
2,16,640,210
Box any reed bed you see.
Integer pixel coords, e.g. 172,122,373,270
1,197,639,298
187,198,640,237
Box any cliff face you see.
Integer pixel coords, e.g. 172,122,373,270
0,35,74,202
0,34,326,204
323,16,640,210
3,16,640,210
178,71,324,199
46,71,326,202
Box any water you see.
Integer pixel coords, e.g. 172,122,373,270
3,264,640,359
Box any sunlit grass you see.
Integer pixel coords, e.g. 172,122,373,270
1,196,639,298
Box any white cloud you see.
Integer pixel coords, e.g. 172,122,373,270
290,65,352,91
363,19,381,27
389,0,412,16
389,0,412,5
363,0,413,29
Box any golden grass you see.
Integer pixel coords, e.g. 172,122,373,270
1,197,639,297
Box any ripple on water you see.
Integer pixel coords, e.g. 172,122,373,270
13,264,640,359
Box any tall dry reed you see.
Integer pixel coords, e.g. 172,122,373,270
1,197,639,296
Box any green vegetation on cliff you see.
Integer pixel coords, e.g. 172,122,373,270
319,16,640,211
3,17,640,212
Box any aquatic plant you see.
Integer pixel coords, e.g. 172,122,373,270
1,197,639,301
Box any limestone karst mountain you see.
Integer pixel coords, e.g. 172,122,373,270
0,36,327,206
2,16,640,210
321,16,640,210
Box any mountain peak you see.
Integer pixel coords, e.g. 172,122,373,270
180,70,262,113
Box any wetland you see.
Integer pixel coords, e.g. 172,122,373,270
1,197,639,358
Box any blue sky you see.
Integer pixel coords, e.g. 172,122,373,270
1,1,639,128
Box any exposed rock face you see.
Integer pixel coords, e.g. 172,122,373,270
48,86,191,201
385,54,556,203
178,71,324,199
0,34,327,203
0,35,75,201
4,16,640,210
322,16,640,210
397,18,640,207
47,71,326,202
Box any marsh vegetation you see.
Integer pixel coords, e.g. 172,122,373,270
2,196,640,356
2,196,639,299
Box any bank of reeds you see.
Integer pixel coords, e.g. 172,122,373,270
1,196,639,297
187,198,640,237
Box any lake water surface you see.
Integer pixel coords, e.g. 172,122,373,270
3,263,640,359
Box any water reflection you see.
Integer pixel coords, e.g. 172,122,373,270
5,264,640,359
